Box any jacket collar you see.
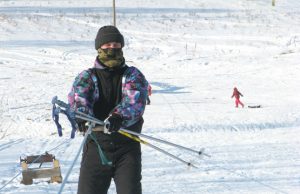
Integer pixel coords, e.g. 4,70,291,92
94,57,126,71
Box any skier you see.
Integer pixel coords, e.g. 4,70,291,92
146,84,152,105
231,87,244,108
68,25,148,194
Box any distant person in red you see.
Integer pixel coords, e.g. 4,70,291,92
231,87,244,108
146,84,152,105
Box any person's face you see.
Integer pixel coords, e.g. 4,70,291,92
100,42,122,49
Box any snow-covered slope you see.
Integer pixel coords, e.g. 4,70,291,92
0,0,300,193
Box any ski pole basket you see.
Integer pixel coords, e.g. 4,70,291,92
20,152,62,185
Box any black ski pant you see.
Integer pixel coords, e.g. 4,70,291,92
77,136,142,194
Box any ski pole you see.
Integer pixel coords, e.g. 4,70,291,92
52,97,210,157
58,122,93,194
118,130,197,168
74,112,198,168
54,106,198,168
73,111,210,158
120,128,211,158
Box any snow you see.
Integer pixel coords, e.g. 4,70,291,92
1,0,300,193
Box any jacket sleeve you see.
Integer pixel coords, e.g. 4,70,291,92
112,67,148,127
68,70,95,116
148,84,152,96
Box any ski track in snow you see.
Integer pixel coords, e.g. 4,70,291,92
1,0,300,193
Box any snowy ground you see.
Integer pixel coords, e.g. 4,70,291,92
1,0,300,193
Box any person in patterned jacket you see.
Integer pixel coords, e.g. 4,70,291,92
68,25,148,194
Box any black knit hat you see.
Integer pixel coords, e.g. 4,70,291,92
95,25,124,50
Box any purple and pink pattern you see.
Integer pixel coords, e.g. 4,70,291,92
68,62,148,127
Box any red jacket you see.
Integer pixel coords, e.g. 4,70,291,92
231,88,243,99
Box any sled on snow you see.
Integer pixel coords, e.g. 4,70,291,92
248,105,261,108
20,152,62,185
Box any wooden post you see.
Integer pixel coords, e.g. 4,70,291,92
272,0,275,6
50,159,63,183
113,0,116,26
21,162,33,185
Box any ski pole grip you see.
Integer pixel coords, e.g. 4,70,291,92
52,96,69,108
51,96,58,105
57,99,69,108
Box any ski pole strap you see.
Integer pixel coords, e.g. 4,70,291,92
88,132,112,166
65,108,77,139
52,104,63,137
59,108,77,138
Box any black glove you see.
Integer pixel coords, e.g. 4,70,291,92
106,114,123,133
76,119,87,132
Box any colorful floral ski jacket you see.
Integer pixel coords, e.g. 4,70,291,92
68,60,149,127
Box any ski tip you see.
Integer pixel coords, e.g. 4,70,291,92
188,163,198,169
198,148,211,158
198,148,205,155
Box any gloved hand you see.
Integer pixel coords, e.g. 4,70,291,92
76,119,87,132
104,114,123,133
73,108,87,132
